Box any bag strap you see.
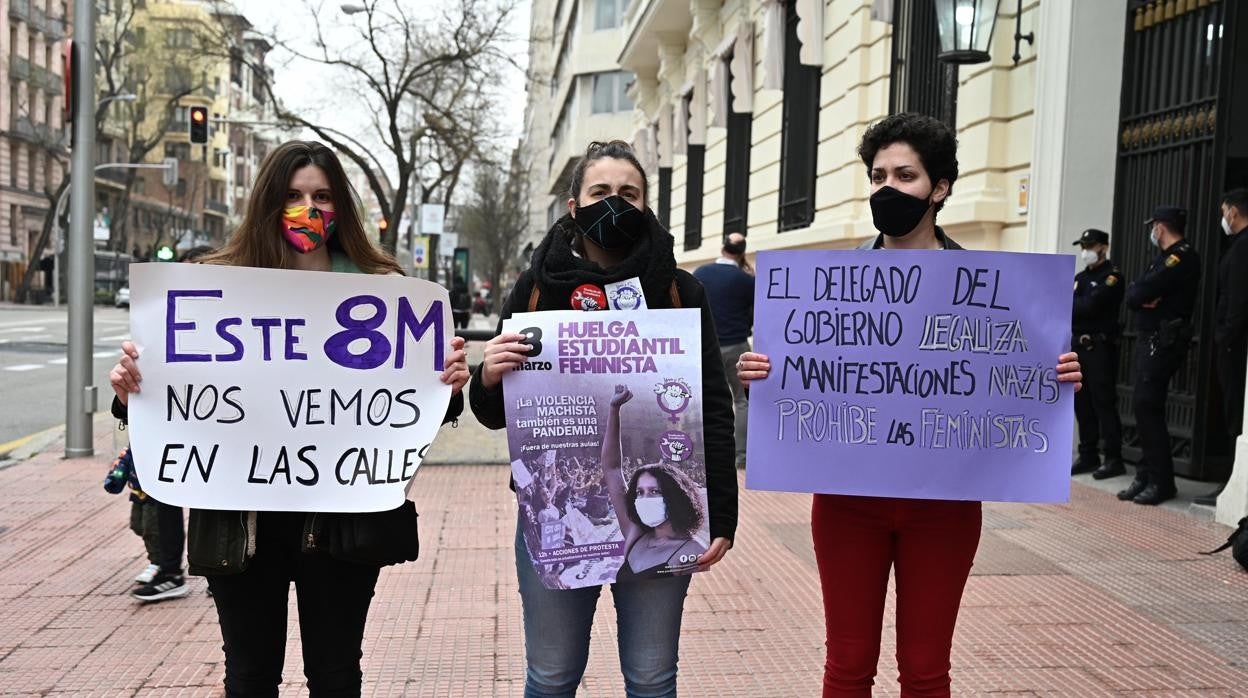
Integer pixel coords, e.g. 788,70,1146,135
669,280,681,308
1200,541,1234,556
527,284,541,313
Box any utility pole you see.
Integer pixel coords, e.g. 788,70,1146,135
66,0,98,457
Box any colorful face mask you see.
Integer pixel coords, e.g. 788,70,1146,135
282,205,336,253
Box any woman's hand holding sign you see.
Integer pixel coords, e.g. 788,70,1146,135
736,351,771,389
697,537,731,573
110,341,142,406
1055,351,1082,393
440,336,470,395
480,332,533,389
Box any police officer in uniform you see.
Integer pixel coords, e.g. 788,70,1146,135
1120,206,1201,505
1070,229,1126,479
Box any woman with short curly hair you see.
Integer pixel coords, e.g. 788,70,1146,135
737,113,1083,697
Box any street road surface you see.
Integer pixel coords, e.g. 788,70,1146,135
0,305,129,447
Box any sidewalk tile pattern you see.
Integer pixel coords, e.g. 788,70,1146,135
0,426,1245,696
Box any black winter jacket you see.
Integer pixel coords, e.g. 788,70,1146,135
468,212,739,543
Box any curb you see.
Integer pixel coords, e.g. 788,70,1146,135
0,412,117,470
0,424,63,466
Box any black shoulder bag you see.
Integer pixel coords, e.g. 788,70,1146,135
1201,516,1248,572
305,501,420,568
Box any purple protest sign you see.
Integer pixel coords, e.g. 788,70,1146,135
746,249,1075,503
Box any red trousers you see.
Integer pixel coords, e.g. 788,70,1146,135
812,494,982,698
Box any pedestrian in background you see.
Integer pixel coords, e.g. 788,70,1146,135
109,140,470,697
1199,188,1248,506
1070,229,1126,480
735,113,1083,698
123,245,214,603
1121,206,1200,506
694,233,756,467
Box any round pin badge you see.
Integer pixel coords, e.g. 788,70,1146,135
571,284,607,311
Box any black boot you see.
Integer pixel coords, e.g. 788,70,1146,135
1092,458,1126,480
1193,483,1225,507
1071,456,1100,475
1133,482,1177,505
1117,476,1149,501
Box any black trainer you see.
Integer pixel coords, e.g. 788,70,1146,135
132,571,189,603
1117,477,1149,501
1092,458,1126,480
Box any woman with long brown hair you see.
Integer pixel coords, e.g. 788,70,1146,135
108,141,470,696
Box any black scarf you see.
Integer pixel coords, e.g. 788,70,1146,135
528,209,678,309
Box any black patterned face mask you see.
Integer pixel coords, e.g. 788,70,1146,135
573,195,646,251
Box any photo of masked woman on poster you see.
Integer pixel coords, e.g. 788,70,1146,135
107,140,471,697
469,140,737,697
736,114,1082,698
603,384,708,581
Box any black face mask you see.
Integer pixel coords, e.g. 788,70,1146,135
869,185,933,237
573,195,646,251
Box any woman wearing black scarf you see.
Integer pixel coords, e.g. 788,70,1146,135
469,140,737,698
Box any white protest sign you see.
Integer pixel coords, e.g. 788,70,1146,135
127,263,453,513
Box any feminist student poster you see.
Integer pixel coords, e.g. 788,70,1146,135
502,310,709,589
747,249,1075,503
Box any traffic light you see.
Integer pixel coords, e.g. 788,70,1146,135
378,219,389,233
189,106,208,144
156,245,175,261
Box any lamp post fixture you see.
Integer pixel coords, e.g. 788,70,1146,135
51,92,138,309
97,92,137,107
340,3,367,15
934,0,1033,66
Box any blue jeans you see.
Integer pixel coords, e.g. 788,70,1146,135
515,523,692,698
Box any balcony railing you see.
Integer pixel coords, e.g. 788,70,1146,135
9,55,31,82
32,64,62,95
37,9,67,39
8,0,31,23
10,115,37,139
206,200,229,215
5,115,63,147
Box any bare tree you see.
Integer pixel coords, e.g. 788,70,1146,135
458,149,528,315
97,0,232,254
16,0,230,302
238,0,521,254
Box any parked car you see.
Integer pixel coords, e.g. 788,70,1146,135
115,286,130,308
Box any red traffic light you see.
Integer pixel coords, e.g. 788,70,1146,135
189,106,209,144
378,219,389,231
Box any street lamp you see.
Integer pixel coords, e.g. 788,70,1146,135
340,3,367,14
934,0,999,65
97,92,137,107
934,0,1034,66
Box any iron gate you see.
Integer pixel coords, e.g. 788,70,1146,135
1112,0,1241,479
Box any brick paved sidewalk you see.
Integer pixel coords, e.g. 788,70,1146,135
0,423,1246,696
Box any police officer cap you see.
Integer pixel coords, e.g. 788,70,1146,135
1072,229,1109,246
1144,205,1187,232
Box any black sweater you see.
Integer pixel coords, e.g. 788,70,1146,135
469,215,739,543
